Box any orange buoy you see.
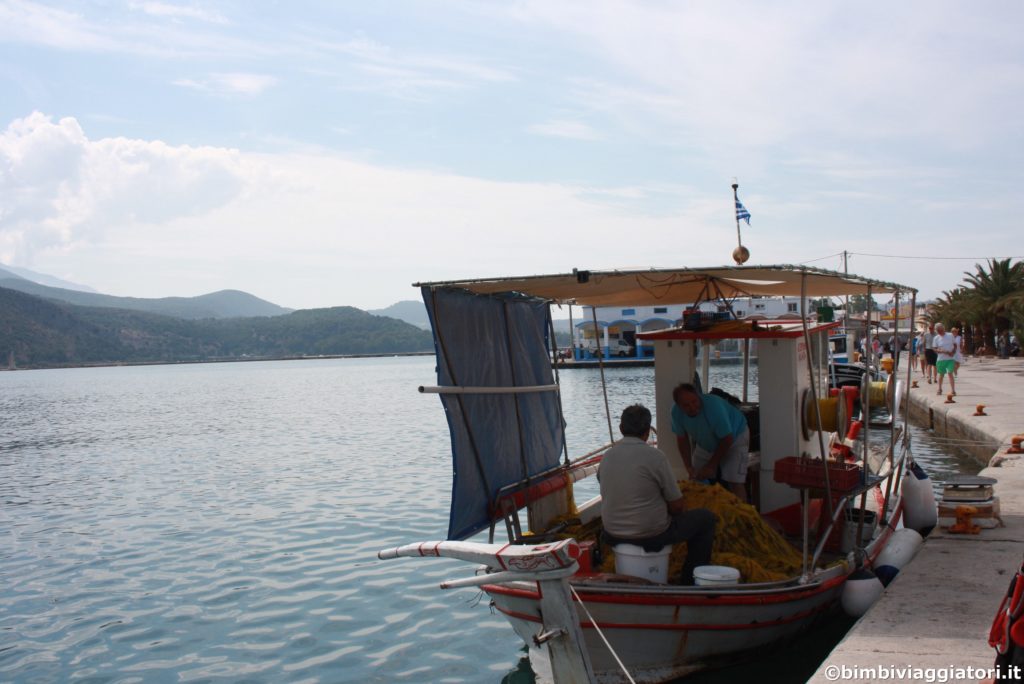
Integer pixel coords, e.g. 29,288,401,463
974,404,987,416
944,394,956,404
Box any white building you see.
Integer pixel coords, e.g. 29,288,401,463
573,296,810,359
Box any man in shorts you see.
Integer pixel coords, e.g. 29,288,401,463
933,323,957,397
923,323,937,384
671,383,750,502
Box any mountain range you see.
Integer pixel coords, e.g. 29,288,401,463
0,266,433,368
367,300,431,329
0,266,291,319
0,264,98,292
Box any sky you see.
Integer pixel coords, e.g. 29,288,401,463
1,1,1022,311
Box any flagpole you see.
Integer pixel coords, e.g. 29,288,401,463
731,182,749,264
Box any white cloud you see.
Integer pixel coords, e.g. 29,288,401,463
0,112,247,264
174,72,278,96
0,0,265,58
0,113,730,307
528,119,601,141
128,1,227,24
322,36,515,86
2,111,1015,310
307,32,516,100
499,1,1024,155
0,0,113,51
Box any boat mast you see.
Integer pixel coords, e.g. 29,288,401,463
591,305,615,444
733,182,751,401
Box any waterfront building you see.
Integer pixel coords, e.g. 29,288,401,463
573,296,809,360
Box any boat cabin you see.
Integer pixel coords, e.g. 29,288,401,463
638,319,840,515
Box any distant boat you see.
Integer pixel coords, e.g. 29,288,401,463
828,332,882,391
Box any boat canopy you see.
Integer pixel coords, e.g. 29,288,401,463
422,286,565,541
416,264,916,307
416,265,915,541
637,320,842,342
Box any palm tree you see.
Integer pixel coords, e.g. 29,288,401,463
961,258,1024,351
927,286,985,352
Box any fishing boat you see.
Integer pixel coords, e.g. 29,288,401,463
379,265,934,683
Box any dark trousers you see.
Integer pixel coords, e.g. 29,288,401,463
603,508,716,584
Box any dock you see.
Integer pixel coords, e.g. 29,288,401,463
811,355,1024,683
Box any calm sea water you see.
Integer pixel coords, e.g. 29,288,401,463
0,357,979,683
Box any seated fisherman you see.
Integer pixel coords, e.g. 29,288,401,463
599,404,715,584
671,382,751,502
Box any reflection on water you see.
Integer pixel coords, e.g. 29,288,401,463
0,358,982,683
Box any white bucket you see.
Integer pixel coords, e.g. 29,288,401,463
613,544,671,583
693,565,741,586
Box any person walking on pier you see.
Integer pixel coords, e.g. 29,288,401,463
934,323,957,397
917,328,928,376
923,323,937,384
952,326,964,376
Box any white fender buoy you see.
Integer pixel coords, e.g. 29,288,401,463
842,568,885,617
902,461,937,537
873,528,924,586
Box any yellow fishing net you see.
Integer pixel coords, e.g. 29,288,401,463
548,481,807,583
665,481,805,582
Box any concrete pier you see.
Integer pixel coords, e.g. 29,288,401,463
810,355,1024,683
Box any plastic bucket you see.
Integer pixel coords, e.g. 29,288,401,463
841,508,877,552
693,565,740,586
613,544,671,583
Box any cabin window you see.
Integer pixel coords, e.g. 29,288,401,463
736,310,745,317
654,307,667,314
621,308,635,316
787,302,799,312
755,303,765,310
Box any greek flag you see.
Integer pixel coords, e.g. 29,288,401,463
735,198,751,225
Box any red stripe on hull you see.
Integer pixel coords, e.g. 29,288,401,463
492,600,835,631
484,572,846,607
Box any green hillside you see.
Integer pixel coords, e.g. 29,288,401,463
0,287,433,368
0,277,292,319
367,300,430,329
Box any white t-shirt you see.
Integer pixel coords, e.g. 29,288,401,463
933,332,955,361
598,436,681,538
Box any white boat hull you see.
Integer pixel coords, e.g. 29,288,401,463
488,574,843,683
484,502,900,683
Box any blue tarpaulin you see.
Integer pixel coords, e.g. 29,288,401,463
422,286,565,541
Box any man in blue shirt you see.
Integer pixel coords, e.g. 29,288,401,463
671,383,750,502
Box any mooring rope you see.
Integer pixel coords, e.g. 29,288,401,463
568,584,637,684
